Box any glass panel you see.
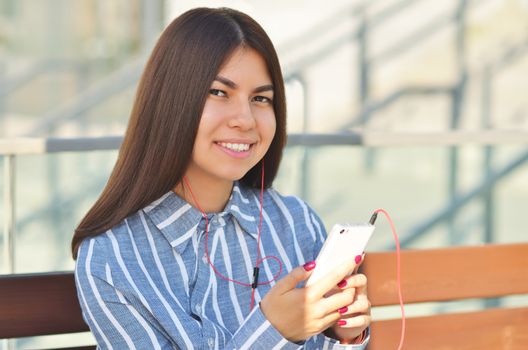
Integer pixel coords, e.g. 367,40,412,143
275,144,528,251
14,150,117,273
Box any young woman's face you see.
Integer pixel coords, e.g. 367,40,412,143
185,47,276,188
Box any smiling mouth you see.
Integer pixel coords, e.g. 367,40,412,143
216,142,253,152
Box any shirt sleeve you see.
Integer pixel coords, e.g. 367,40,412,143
227,303,304,350
306,328,370,349
75,237,174,350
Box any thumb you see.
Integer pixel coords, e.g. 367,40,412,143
274,261,316,294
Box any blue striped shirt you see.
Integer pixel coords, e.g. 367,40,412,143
75,182,369,349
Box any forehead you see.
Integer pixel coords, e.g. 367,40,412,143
217,47,272,83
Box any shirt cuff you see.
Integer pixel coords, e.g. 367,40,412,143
230,304,304,350
309,328,370,349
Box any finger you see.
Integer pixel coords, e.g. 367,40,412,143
335,314,371,329
309,254,361,298
336,298,371,317
319,288,356,317
336,273,367,291
352,253,366,274
351,274,368,300
319,309,346,331
273,261,316,294
334,256,365,290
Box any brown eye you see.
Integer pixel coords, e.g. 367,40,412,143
253,95,272,103
209,89,226,97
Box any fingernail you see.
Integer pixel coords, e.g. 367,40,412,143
337,320,347,326
337,279,347,288
303,261,316,271
338,306,348,314
355,255,362,264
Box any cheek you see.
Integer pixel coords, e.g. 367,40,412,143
199,99,228,127
261,113,277,144
195,104,224,144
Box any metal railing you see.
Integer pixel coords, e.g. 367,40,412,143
2,0,527,272
2,130,527,274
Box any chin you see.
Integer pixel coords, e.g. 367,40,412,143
221,168,252,182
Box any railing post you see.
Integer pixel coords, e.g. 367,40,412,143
481,66,494,244
357,9,377,173
3,154,16,274
0,60,4,138
447,0,468,244
481,65,500,309
141,0,163,52
357,9,369,106
298,73,311,202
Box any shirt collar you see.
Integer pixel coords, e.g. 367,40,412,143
142,182,261,255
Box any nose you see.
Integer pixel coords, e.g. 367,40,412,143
227,98,256,130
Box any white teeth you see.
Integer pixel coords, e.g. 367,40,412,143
218,142,251,152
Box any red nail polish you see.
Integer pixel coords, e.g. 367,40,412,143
338,306,348,314
303,261,316,271
337,279,347,288
355,255,362,264
337,320,347,326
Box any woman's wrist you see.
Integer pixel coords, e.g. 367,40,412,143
324,327,367,344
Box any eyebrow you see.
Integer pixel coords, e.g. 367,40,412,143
214,75,274,94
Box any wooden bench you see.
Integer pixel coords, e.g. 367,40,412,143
363,242,528,349
0,271,94,350
1,243,527,349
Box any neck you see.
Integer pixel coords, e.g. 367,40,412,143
174,176,233,214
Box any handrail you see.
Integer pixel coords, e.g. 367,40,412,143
0,59,84,97
395,148,528,248
1,130,527,156
340,85,454,129
24,58,145,136
0,57,126,98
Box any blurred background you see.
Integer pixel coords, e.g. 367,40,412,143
1,0,527,348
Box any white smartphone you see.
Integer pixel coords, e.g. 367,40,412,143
305,223,375,287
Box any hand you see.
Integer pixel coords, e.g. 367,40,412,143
326,255,371,343
260,256,360,343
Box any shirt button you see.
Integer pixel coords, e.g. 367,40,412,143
202,254,208,265
208,338,214,348
195,304,202,314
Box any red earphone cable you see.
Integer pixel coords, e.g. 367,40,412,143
182,162,282,311
372,209,405,350
182,179,403,346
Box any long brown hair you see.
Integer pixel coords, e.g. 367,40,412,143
72,7,287,258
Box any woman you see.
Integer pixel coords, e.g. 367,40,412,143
72,7,371,349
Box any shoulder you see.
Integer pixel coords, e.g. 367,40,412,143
236,183,305,213
257,185,327,235
75,209,149,270
267,187,321,220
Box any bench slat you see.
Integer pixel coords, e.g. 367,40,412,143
362,243,528,306
0,271,89,338
368,306,528,349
